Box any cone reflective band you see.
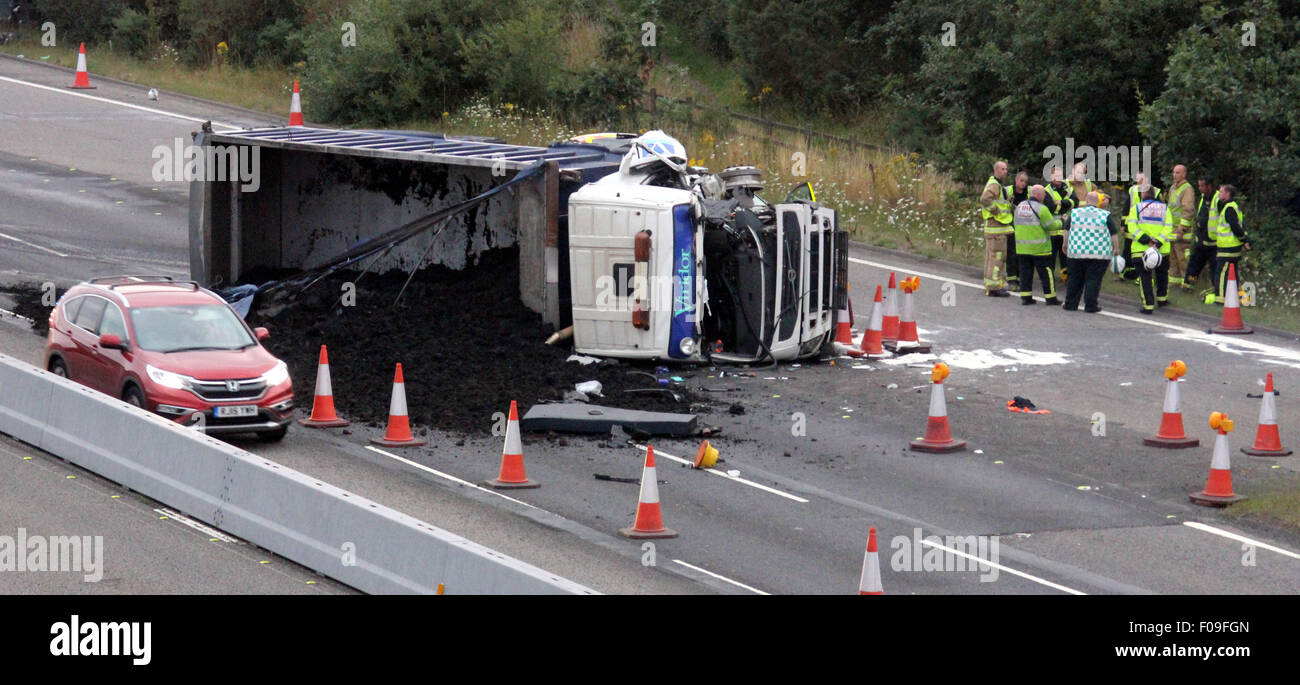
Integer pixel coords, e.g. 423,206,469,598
618,445,677,539
487,400,539,488
299,345,349,428
288,80,304,126
848,285,885,358
910,365,966,453
881,273,900,343
69,43,95,89
370,363,425,447
1211,263,1253,334
887,276,930,354
632,230,651,330
858,526,883,595
1243,373,1291,456
1190,413,1246,506
1143,363,1198,448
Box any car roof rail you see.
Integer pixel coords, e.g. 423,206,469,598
87,276,200,290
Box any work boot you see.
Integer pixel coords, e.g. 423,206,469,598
1044,297,1061,306
1139,308,1153,315
1158,300,1170,308
1084,306,1102,313
986,289,1011,298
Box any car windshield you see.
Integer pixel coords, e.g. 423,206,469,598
129,304,255,353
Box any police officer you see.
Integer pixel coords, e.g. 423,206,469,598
1184,177,1218,292
1214,184,1249,304
1014,185,1062,305
979,161,1014,297
1130,186,1173,315
1165,164,1196,288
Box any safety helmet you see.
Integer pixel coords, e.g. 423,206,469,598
1110,255,1125,274
1142,246,1162,270
622,130,688,171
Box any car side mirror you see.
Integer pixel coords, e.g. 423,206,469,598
254,327,270,341
99,333,126,350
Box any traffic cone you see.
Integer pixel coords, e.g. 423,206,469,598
618,445,677,539
848,285,886,358
486,401,539,488
1210,263,1253,335
834,288,854,345
288,80,304,127
881,273,900,344
858,526,883,595
298,345,349,428
887,276,931,354
1242,373,1291,457
1143,360,1199,448
910,363,966,453
370,363,425,447
1190,412,1247,506
69,43,95,89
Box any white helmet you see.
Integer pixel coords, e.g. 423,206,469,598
1110,255,1125,274
1142,246,1162,270
621,130,687,172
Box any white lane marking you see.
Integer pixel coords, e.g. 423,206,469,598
848,255,1300,362
153,507,242,543
917,538,1086,595
0,75,241,130
1183,521,1300,560
365,445,537,510
672,559,769,595
0,230,70,257
636,445,809,503
0,306,34,323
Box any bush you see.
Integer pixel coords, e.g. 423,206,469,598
254,18,306,67
111,8,156,59
30,0,128,47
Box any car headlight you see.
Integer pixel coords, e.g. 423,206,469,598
262,361,290,387
146,364,190,389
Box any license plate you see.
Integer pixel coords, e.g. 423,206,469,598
214,405,258,418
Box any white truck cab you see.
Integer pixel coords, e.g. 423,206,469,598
567,132,843,363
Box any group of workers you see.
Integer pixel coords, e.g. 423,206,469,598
978,161,1249,314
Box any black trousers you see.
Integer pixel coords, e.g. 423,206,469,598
1215,252,1241,303
1018,255,1057,301
1185,243,1217,285
1063,258,1108,311
1135,254,1170,310
1005,233,1019,287
1050,234,1065,274
1120,237,1138,279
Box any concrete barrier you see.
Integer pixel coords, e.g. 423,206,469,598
0,353,595,594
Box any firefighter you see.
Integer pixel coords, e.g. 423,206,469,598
979,161,1014,297
1004,170,1031,294
1165,164,1196,289
1122,172,1159,281
1043,166,1074,280
1013,185,1061,305
1185,177,1218,292
1062,191,1120,313
1214,184,1249,304
1130,186,1173,314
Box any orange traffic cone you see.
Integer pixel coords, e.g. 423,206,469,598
881,273,900,344
1243,373,1291,457
1210,263,1253,335
69,43,95,89
298,345,349,428
486,401,539,489
834,287,854,345
848,285,886,358
370,363,425,447
1143,360,1199,448
887,276,930,354
618,445,677,539
858,526,883,595
910,363,966,453
1190,412,1247,506
288,80,304,127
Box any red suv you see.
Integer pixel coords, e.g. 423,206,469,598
44,276,294,441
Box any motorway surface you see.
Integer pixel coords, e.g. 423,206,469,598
2,54,1299,594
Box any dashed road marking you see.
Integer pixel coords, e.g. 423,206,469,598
1183,521,1300,560
0,75,241,130
672,559,769,595
917,537,1086,595
0,230,69,257
636,445,809,503
365,445,537,510
153,507,242,543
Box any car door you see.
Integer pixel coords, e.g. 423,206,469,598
95,301,131,397
67,295,109,393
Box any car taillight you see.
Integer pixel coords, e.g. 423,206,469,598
632,230,651,330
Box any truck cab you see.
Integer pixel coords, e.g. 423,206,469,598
567,132,843,363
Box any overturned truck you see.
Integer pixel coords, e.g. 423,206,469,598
189,127,844,363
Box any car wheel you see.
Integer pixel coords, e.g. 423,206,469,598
122,385,146,408
49,358,68,378
257,425,288,442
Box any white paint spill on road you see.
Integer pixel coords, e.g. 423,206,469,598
1164,332,1300,369
877,348,1072,370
